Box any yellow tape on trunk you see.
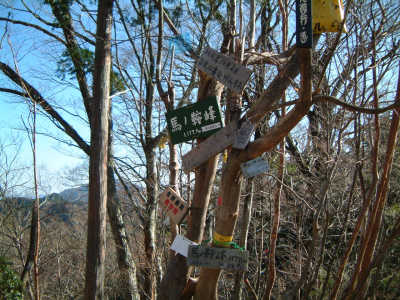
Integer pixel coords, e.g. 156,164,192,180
313,0,347,34
213,232,233,243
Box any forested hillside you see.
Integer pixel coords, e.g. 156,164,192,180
1,0,400,299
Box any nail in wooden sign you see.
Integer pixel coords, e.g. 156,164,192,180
232,120,255,150
182,121,238,172
187,245,248,271
159,187,188,224
197,47,252,93
241,157,269,178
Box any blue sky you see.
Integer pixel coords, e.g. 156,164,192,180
0,5,89,194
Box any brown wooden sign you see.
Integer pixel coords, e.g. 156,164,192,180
159,187,188,224
187,245,248,271
182,121,238,172
197,47,252,93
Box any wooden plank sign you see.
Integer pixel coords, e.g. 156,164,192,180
182,121,238,172
166,96,223,145
296,0,312,48
241,157,269,178
159,187,188,224
232,120,255,150
187,245,248,271
197,47,252,93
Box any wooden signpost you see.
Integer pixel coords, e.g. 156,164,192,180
159,187,188,224
187,245,248,271
197,47,252,93
166,96,223,145
182,121,238,172
241,157,269,178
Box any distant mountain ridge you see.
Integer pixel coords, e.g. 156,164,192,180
58,185,89,202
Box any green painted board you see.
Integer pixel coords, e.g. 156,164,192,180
166,96,223,145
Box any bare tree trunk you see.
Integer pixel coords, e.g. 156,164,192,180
21,92,41,300
84,0,113,298
233,179,254,300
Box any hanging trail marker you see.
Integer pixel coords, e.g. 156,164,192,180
159,187,189,224
187,245,248,271
296,0,313,48
166,96,223,145
182,121,238,172
241,157,269,178
170,235,198,257
233,120,255,150
197,47,252,93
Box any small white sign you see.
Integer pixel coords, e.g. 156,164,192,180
241,157,269,178
170,235,198,257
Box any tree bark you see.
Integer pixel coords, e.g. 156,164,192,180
84,0,113,299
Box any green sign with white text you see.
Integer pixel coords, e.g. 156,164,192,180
166,96,223,145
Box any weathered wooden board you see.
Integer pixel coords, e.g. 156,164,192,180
197,47,252,93
159,187,188,224
182,121,238,172
232,120,255,150
187,245,248,271
241,157,269,178
166,96,223,145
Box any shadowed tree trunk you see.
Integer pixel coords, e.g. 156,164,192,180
84,0,113,298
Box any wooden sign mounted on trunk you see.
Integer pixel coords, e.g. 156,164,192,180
159,187,188,224
187,245,248,271
296,0,313,48
232,120,255,150
241,157,269,178
166,96,223,145
182,121,238,172
197,47,252,93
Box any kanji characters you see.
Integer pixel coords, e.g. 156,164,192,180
170,116,182,132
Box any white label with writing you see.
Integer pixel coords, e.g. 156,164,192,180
170,235,198,257
241,157,269,178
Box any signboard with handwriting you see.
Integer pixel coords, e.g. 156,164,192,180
197,47,252,93
187,245,248,271
241,157,269,178
159,187,188,224
182,121,238,172
166,96,223,145
296,0,312,48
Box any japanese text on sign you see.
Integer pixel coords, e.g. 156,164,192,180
159,187,188,224
296,0,312,48
197,47,252,93
187,245,248,271
166,96,223,145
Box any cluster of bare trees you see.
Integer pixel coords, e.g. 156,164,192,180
1,0,400,299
